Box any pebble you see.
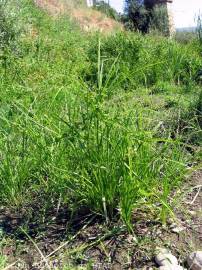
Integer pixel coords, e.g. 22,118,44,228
188,210,196,216
170,223,185,233
155,253,178,266
171,226,185,233
187,251,202,270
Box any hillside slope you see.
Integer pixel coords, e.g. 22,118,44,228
34,0,122,33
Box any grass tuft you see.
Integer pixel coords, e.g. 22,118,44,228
0,0,201,230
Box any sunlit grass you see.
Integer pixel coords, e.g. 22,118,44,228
0,0,201,230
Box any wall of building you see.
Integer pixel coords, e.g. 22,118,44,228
166,1,175,35
145,0,175,35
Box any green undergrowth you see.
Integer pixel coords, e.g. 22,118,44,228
0,0,201,229
0,256,7,270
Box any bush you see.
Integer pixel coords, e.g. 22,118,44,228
124,0,150,33
93,1,120,20
86,32,202,91
174,30,196,44
149,5,169,36
0,0,16,51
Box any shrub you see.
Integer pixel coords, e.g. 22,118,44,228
93,1,120,20
149,5,169,36
0,0,16,51
124,0,150,33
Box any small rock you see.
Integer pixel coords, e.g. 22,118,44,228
188,210,196,216
171,226,185,233
187,251,202,270
155,253,178,266
170,223,185,233
155,229,162,236
127,234,138,243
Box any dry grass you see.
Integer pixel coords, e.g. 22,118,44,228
34,0,68,15
72,8,122,33
34,0,123,33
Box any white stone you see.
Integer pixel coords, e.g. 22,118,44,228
155,253,178,266
170,222,185,234
187,251,202,270
188,210,196,215
171,226,185,233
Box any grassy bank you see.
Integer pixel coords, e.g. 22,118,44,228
0,0,201,235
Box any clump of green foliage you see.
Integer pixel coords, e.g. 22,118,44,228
123,0,150,33
149,5,169,36
0,0,201,230
175,31,196,44
93,1,120,20
123,0,170,36
0,0,16,51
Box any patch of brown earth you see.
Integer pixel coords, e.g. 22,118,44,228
71,9,122,33
168,169,202,252
34,0,69,16
1,169,201,269
34,0,122,33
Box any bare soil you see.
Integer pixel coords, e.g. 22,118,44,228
0,170,201,269
34,0,122,33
